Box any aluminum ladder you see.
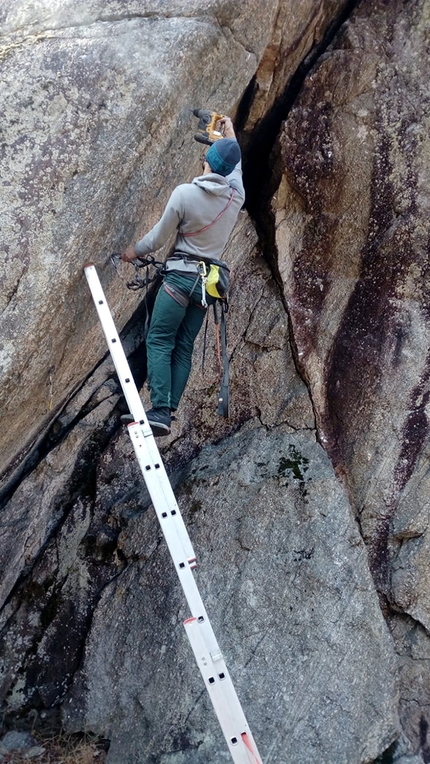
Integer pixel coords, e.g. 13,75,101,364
84,264,262,764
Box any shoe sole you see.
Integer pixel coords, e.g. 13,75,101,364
121,414,170,436
147,420,171,437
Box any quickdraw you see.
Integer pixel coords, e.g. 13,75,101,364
110,252,165,291
186,260,208,308
110,252,166,340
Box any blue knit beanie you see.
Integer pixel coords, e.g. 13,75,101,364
206,138,241,176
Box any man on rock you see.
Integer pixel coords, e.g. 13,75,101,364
121,115,244,436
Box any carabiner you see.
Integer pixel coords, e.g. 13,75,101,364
198,261,208,307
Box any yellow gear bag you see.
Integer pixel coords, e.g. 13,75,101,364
206,262,230,299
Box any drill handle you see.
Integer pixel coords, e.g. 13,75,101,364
193,108,224,145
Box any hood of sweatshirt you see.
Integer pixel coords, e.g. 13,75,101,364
192,173,231,196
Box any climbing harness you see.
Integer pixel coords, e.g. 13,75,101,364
164,256,208,307
110,252,166,339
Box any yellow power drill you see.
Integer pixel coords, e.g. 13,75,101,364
193,108,224,145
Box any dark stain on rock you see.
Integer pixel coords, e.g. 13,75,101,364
278,445,309,481
317,26,430,602
279,445,310,499
367,515,391,601
293,547,315,562
25,599,91,708
325,104,419,470
190,499,202,515
280,101,339,343
394,350,430,492
420,714,430,764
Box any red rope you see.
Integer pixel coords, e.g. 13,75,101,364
183,190,235,237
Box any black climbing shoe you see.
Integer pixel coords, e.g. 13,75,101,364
146,408,171,437
120,408,171,436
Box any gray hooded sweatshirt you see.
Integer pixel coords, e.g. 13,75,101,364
134,161,245,263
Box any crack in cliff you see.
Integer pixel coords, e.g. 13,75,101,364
237,0,362,286
1,276,23,316
229,0,362,461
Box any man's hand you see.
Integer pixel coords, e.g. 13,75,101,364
121,244,137,262
220,116,236,139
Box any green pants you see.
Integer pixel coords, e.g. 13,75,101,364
146,272,215,411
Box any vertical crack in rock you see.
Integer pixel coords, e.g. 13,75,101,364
235,0,363,433
238,0,362,266
235,1,363,435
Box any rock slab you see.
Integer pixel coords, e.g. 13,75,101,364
64,426,398,764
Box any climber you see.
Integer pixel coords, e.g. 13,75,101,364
120,115,245,436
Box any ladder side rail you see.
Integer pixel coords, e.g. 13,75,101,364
128,424,197,568
184,618,262,764
129,425,228,658
129,430,213,620
84,264,149,424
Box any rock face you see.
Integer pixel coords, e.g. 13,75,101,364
275,0,430,757
64,426,398,764
0,0,279,483
1,1,430,763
